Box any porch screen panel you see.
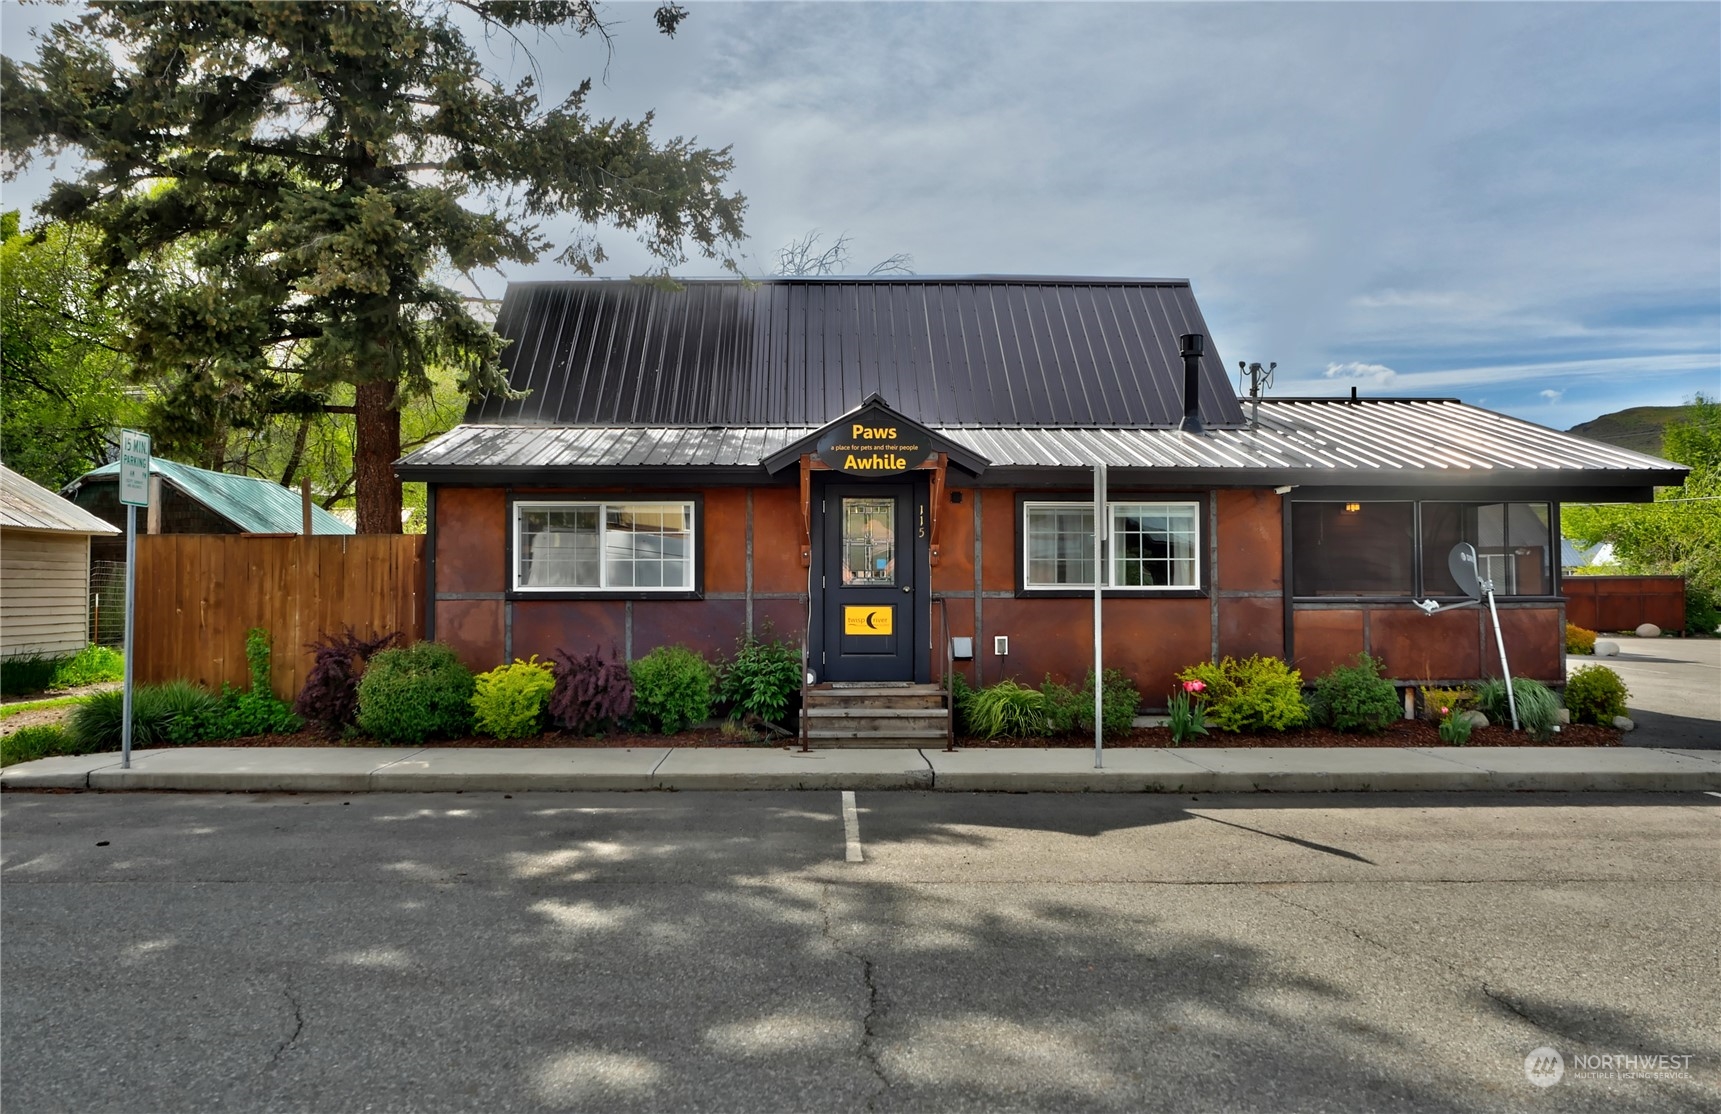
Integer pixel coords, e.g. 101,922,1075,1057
1290,502,1414,597
1420,502,1552,597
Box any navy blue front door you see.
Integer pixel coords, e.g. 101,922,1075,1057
817,481,924,682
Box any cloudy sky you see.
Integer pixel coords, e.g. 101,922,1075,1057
4,1,1717,430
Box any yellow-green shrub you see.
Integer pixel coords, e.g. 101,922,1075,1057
1565,623,1597,655
471,655,556,739
1564,665,1629,724
1177,655,1308,733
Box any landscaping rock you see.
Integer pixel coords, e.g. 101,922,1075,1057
1594,640,1619,657
1555,708,1571,725
1634,623,1661,638
1612,715,1636,732
1458,710,1489,729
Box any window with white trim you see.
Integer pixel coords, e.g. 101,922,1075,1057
1023,500,1201,589
515,501,694,591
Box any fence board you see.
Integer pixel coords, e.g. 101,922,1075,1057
1563,575,1685,634
134,535,426,699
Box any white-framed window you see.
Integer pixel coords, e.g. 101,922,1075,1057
1023,500,1200,590
514,501,695,591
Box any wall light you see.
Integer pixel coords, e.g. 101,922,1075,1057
1343,502,1361,513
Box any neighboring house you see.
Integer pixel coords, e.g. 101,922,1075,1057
63,457,353,566
1,464,120,660
396,276,1687,706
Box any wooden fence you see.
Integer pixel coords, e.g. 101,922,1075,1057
1563,575,1685,634
134,535,425,700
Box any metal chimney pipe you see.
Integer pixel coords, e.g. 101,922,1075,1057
1178,333,1205,433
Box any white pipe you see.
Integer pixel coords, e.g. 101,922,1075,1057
1484,584,1519,731
1093,461,1106,769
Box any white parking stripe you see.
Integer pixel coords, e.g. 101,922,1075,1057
842,790,863,862
1706,792,1721,799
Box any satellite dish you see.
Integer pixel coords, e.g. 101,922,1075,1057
1448,542,1483,600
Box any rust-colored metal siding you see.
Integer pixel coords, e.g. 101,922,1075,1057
1564,576,1685,633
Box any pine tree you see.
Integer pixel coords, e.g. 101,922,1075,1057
3,1,744,531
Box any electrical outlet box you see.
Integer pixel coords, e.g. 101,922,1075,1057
994,635,1009,656
951,637,973,660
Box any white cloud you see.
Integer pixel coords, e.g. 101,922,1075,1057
1540,389,1565,403
1324,362,1398,385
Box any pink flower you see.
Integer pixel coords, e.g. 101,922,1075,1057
1183,679,1206,693
1439,707,1450,716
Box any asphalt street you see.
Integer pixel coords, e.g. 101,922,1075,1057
3,790,1717,1113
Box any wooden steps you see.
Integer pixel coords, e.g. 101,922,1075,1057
801,683,951,748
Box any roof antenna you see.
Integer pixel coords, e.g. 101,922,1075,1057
1237,361,1276,430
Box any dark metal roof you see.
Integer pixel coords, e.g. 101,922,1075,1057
398,399,1688,494
468,277,1247,429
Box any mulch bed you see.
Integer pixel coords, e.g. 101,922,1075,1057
189,719,1620,750
960,719,1620,748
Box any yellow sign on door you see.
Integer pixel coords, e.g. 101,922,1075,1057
844,605,893,635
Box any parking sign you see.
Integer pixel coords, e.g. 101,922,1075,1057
119,429,151,507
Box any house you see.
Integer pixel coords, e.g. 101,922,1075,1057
63,456,353,566
1,464,120,660
395,276,1686,731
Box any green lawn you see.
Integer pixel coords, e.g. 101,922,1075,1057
0,695,89,720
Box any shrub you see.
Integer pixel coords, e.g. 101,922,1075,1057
295,628,402,733
471,656,557,739
628,645,714,734
1688,586,1721,636
51,645,124,688
1564,623,1597,656
1418,685,1474,722
1564,665,1630,725
1309,653,1402,733
1083,668,1141,737
356,642,476,743
1475,677,1561,739
548,645,635,733
2,724,79,766
1,654,59,697
1038,677,1083,735
719,629,802,726
69,682,221,750
1177,655,1309,733
211,686,301,739
963,679,1050,739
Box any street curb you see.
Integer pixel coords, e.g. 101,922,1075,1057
3,747,1718,794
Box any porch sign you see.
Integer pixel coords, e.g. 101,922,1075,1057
816,418,931,475
118,429,150,769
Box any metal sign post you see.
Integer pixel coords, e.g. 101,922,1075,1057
118,429,151,769
1093,461,1106,769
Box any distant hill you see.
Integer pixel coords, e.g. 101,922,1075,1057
1567,404,1699,457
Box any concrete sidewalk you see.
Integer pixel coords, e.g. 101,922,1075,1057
4,744,1720,794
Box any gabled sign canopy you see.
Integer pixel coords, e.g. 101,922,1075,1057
763,394,990,476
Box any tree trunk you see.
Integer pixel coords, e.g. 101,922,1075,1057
353,379,403,534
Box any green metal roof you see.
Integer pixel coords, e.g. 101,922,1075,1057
78,458,354,535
